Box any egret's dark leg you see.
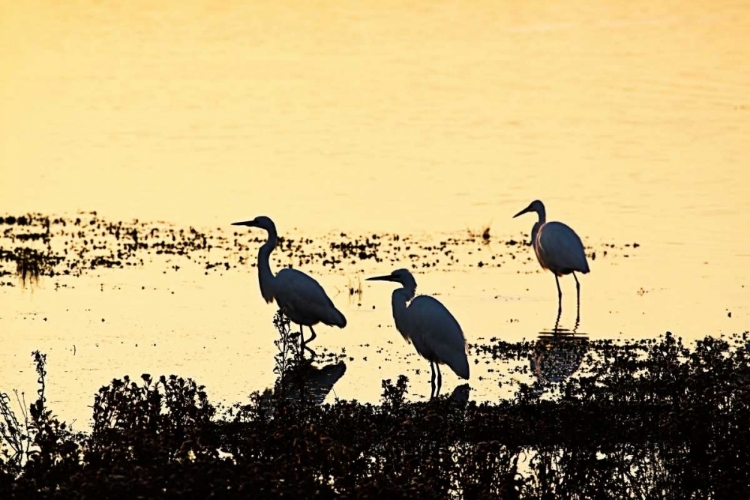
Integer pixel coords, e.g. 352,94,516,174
554,307,562,334
573,272,581,325
436,364,443,398
306,326,318,345
555,275,563,317
430,362,437,399
301,325,317,358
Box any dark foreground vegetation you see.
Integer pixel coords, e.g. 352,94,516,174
2,317,750,499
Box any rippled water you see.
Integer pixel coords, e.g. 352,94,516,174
1,0,749,425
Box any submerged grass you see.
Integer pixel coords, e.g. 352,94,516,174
1,325,749,499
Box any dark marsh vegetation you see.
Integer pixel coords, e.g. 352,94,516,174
2,318,750,499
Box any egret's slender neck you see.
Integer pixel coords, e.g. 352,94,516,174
530,207,546,247
390,276,417,339
391,288,414,341
257,227,277,303
531,221,541,247
535,206,546,225
400,277,417,301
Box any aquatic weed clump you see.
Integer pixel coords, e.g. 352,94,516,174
0,214,59,287
12,248,55,288
2,333,750,499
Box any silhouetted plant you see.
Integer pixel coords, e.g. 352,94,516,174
0,352,82,495
86,373,217,469
271,309,309,399
0,384,32,474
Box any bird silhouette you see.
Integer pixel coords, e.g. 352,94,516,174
367,268,469,398
233,216,346,355
514,200,590,323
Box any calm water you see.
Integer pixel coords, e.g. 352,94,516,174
1,0,749,425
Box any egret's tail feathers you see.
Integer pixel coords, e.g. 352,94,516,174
335,311,347,328
581,260,591,274
454,360,470,380
323,307,347,328
447,355,470,380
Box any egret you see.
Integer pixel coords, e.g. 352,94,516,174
513,200,590,321
232,216,346,355
367,268,469,398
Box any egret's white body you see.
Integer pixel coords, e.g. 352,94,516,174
367,268,469,398
233,216,346,353
514,200,590,320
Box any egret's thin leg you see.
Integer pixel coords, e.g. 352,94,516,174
301,325,317,358
436,364,443,398
555,275,563,317
573,272,581,324
430,362,437,399
554,308,562,334
306,326,318,345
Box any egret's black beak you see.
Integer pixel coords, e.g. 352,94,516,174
513,206,531,218
232,220,256,227
367,274,394,282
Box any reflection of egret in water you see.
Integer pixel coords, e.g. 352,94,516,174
545,307,581,336
531,333,589,386
449,383,471,404
272,359,347,406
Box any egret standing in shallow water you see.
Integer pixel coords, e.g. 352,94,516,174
513,200,590,322
232,216,347,355
367,268,470,398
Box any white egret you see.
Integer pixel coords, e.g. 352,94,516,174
513,200,590,321
367,268,470,398
232,216,346,355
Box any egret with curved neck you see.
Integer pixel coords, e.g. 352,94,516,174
513,200,590,323
367,268,469,398
233,216,347,355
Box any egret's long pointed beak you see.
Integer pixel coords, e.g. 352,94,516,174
232,220,255,227
513,206,531,218
366,274,394,282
